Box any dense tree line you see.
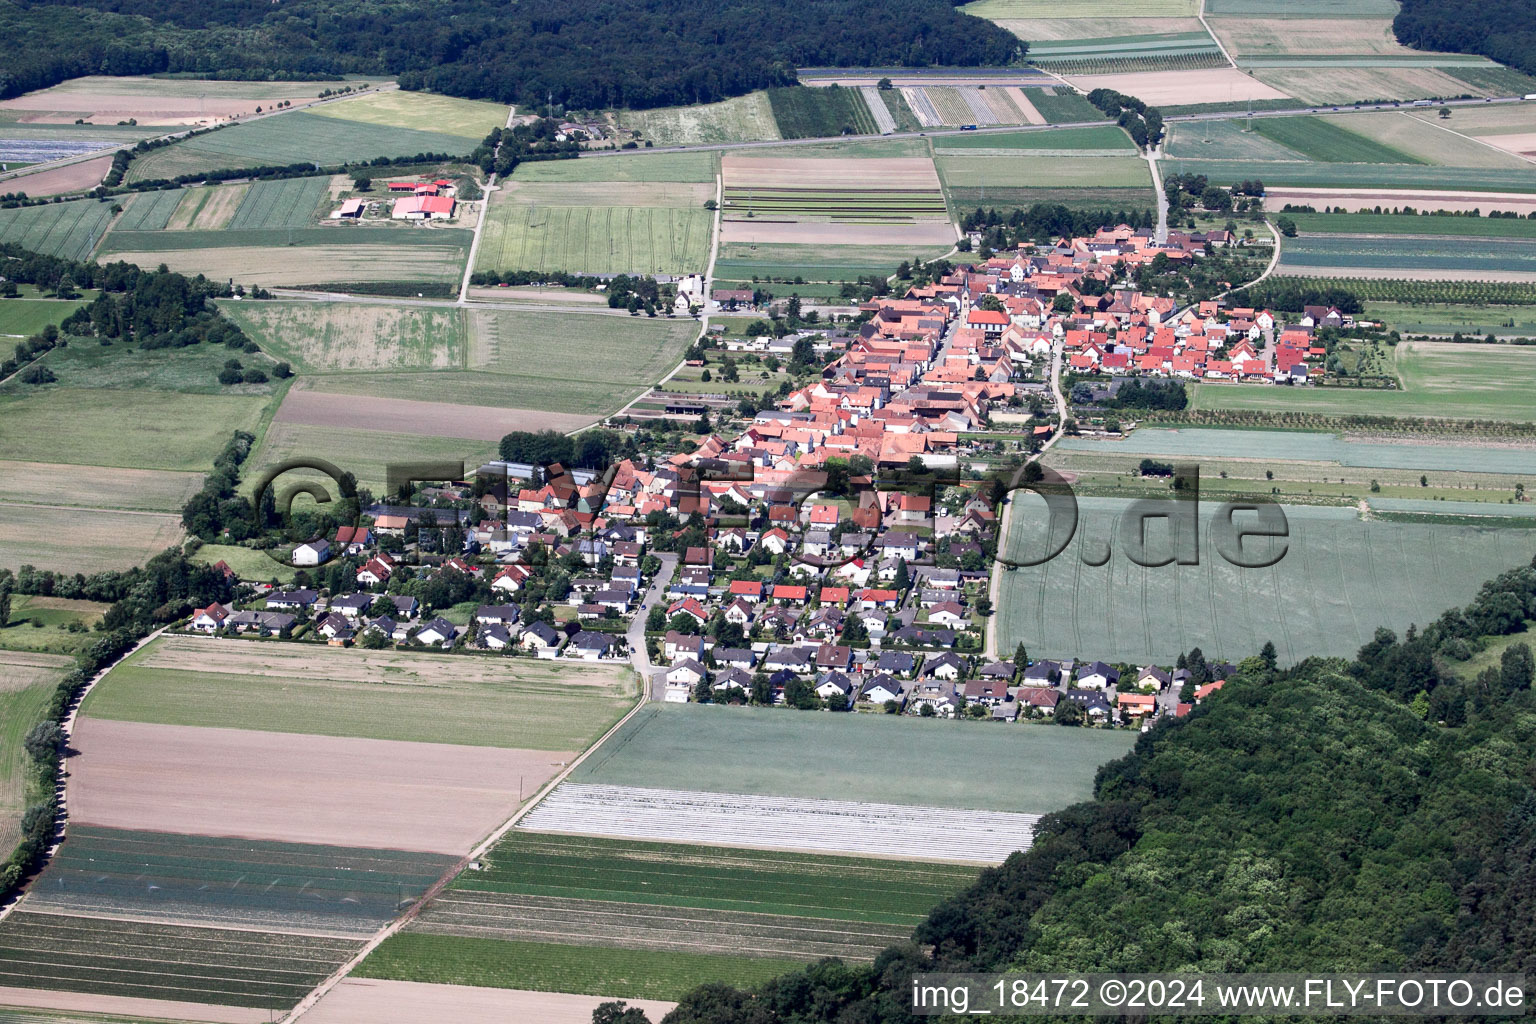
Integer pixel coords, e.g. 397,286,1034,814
1227,279,1365,315
1085,88,1163,149
497,429,634,471
639,554,1536,1024
1394,0,1536,76
1103,378,1188,411
11,0,1021,108
960,203,1156,246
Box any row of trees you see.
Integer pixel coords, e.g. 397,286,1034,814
959,203,1157,247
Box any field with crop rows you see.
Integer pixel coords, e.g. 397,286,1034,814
1164,158,1536,192
937,155,1153,189
995,496,1536,666
25,826,455,935
1285,213,1536,239
0,198,114,260
355,932,798,1002
111,188,184,231
226,175,330,229
126,112,477,183
1277,235,1536,278
569,703,1135,814
765,86,878,139
721,186,948,223
1027,30,1222,64
81,634,637,751
1251,116,1421,163
1304,277,1536,305
1249,66,1483,105
0,912,361,1009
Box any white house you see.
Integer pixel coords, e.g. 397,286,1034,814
292,539,330,566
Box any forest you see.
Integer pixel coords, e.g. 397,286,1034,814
2,0,1022,107
1394,0,1536,77
646,559,1536,1023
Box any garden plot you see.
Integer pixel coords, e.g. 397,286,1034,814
67,719,570,855
519,784,1041,863
23,826,455,937
719,155,953,247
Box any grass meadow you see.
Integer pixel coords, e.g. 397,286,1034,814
80,635,637,751
0,296,84,337
1250,116,1422,163
1286,213,1536,239
995,496,1536,667
218,300,468,372
571,703,1137,815
312,90,508,139
0,652,69,851
1277,235,1536,277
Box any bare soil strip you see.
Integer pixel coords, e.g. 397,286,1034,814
0,985,268,1023
304,978,676,1024
4,154,112,197
67,719,573,855
274,385,596,440
1066,67,1288,104
1005,87,1046,125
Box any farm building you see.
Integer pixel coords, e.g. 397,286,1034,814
391,195,456,221
331,198,365,219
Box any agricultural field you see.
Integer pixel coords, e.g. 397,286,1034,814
720,154,954,249
1308,112,1535,169
1206,16,1419,56
930,124,1134,152
125,112,477,183
1202,0,1398,15
0,652,68,851
2,155,114,198
1250,116,1421,163
618,92,781,146
0,198,115,260
1,340,281,399
1165,157,1536,193
100,233,473,289
994,495,1536,667
0,75,357,125
764,86,878,139
218,300,468,372
477,157,714,277
1248,66,1480,105
0,122,167,163
1024,87,1109,124
0,911,362,1010
1027,30,1226,74
961,0,1198,17
1284,213,1536,239
1064,68,1290,106
1187,342,1536,421
0,460,200,514
0,388,272,472
513,152,716,183
248,419,500,496
110,188,183,231
1277,234,1536,280
0,297,84,337
714,242,948,286
163,182,247,230
1165,117,1313,161
898,85,1044,127
355,932,798,1003
24,825,456,936
225,175,331,229
0,504,183,575
568,703,1136,815
81,634,637,751
1366,301,1536,336
936,147,1154,210
311,90,508,139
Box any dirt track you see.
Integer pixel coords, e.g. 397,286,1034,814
304,978,677,1024
67,719,572,855
275,386,595,440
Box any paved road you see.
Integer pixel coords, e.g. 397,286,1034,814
1147,144,1169,245
627,552,678,700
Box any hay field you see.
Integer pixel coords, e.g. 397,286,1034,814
125,113,476,183
102,240,470,287
218,300,468,372
513,152,717,183
1209,16,1421,56
0,460,202,512
165,182,247,230
0,297,84,337
995,496,1536,667
83,635,635,750
0,198,115,260
68,718,572,855
571,703,1136,814
0,388,272,471
0,504,183,574
1065,68,1289,105
0,652,69,851
0,76,347,124
1250,66,1477,104
273,386,592,441
1318,112,1533,168
620,92,781,145
313,90,508,139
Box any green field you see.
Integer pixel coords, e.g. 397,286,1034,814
936,154,1153,189
0,388,273,471
1250,116,1422,163
191,543,298,585
2,339,283,397
1025,88,1108,124
1203,0,1397,13
0,652,68,852
477,201,712,276
1028,30,1221,62
1166,118,1314,161
81,634,637,751
1187,342,1536,421
715,242,944,284
931,124,1134,152
354,933,800,1002
311,90,508,139
1367,301,1536,335
962,0,1198,16
0,198,115,260
226,175,331,229
765,86,879,139
249,421,499,496
0,912,360,1010
126,112,477,183
25,825,456,935
1285,213,1536,239
1278,235,1536,277
513,152,717,183
571,703,1138,814
996,496,1536,666
1164,157,1536,192
0,297,84,337
111,188,185,231
218,300,468,373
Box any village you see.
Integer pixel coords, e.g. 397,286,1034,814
162,223,1336,731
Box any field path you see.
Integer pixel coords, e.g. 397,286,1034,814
1147,144,1169,244
457,102,518,304
986,334,1067,660
1403,108,1536,167
1197,0,1237,69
